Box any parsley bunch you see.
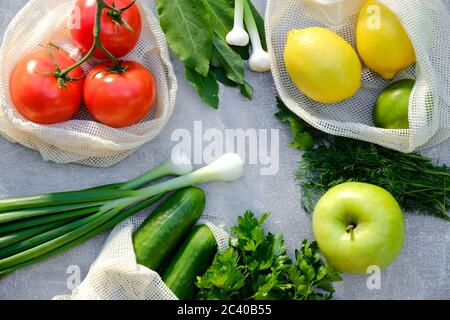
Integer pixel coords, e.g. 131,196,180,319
196,211,342,300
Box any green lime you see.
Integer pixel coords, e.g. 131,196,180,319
373,79,414,129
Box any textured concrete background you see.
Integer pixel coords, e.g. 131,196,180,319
0,0,449,300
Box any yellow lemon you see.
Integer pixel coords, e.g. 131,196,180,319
284,27,362,104
356,0,416,80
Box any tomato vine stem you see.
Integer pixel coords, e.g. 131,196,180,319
57,0,135,80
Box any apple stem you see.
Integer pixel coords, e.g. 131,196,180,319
346,224,355,241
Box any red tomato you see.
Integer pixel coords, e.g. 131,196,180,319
10,49,84,124
84,61,157,128
70,0,142,59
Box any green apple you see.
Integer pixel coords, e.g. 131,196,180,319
312,182,405,274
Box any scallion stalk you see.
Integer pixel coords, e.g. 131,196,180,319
0,194,164,275
0,206,99,234
0,189,136,214
0,218,75,249
0,201,105,224
0,153,244,275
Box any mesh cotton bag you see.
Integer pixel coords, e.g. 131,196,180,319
0,0,177,166
53,215,230,300
266,0,450,152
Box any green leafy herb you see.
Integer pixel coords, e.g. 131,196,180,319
232,44,251,61
297,137,450,220
274,96,449,220
212,34,245,85
185,67,219,109
275,97,327,151
288,241,342,300
156,0,212,77
157,0,265,108
212,67,254,100
203,0,234,39
196,211,342,300
239,81,254,100
211,67,237,87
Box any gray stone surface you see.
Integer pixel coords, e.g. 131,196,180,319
0,0,449,300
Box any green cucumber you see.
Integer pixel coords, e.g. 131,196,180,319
161,225,217,300
132,187,205,271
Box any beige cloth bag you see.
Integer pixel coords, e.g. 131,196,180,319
266,0,450,152
0,0,177,166
53,215,230,300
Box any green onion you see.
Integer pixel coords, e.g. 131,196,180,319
0,189,135,214
0,194,164,276
0,206,99,234
0,201,105,225
0,205,129,269
0,153,244,275
0,152,193,216
0,204,124,259
0,218,75,249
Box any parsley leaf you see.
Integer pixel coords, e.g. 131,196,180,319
196,248,246,300
196,211,342,300
275,97,327,151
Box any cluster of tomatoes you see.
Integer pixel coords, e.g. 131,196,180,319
9,0,157,128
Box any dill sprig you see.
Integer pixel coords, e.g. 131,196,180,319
274,96,449,220
296,138,450,220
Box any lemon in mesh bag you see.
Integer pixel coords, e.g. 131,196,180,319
284,27,362,104
267,0,450,152
356,0,416,80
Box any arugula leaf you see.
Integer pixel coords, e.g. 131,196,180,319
240,81,254,100
203,0,234,39
212,67,254,100
275,97,326,151
211,66,236,87
212,34,245,85
185,67,219,109
197,211,342,300
210,49,223,68
232,45,250,61
156,0,213,76
157,0,263,108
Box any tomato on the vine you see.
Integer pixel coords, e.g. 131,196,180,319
70,0,142,59
10,49,84,124
84,61,157,128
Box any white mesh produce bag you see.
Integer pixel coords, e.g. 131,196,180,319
0,0,177,166
266,0,450,152
53,215,230,300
